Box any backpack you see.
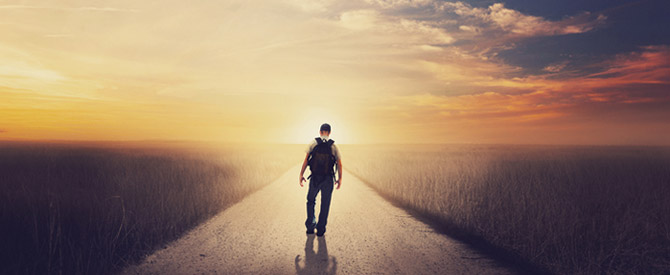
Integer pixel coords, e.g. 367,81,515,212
308,138,336,179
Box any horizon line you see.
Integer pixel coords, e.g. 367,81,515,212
1,138,669,147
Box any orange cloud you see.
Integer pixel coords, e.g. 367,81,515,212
586,45,670,84
472,46,670,103
374,46,670,144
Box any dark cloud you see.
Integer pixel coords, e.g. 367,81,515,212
496,0,670,76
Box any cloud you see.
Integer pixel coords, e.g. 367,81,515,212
0,43,68,87
283,0,336,12
378,45,670,129
364,0,605,39
353,0,608,77
0,63,66,82
458,25,480,33
464,46,670,93
399,18,454,44
543,61,569,73
338,9,453,44
586,45,670,83
339,9,381,30
364,0,434,9
389,89,570,125
0,42,115,102
486,3,601,36
439,2,605,37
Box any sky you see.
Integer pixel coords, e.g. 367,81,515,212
1,0,669,145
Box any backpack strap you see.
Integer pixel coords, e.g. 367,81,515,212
327,140,335,155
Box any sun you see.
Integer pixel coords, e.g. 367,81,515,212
282,107,354,144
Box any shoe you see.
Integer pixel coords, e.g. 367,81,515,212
306,222,316,234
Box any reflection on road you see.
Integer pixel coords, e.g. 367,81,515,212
295,235,337,275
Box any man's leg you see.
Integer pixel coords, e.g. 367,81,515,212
316,176,334,234
305,178,320,231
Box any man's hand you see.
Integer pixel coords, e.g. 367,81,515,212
335,179,341,190
299,176,306,187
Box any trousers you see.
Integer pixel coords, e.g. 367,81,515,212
305,174,334,233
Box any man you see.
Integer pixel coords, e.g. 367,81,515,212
299,123,342,237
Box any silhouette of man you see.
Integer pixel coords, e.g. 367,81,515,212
299,123,342,237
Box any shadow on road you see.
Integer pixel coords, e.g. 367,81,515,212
294,235,337,275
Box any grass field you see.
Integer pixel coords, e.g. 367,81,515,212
0,141,300,275
342,144,670,274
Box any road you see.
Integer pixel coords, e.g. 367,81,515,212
123,164,514,274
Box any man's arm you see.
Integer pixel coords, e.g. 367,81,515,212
299,153,309,187
335,158,343,189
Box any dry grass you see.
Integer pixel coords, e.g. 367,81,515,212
342,144,670,274
0,141,299,275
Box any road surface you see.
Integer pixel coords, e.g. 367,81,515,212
123,164,514,274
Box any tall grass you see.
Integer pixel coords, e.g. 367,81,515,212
343,144,670,274
0,141,299,275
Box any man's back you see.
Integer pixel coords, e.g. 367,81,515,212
298,124,343,236
308,138,337,178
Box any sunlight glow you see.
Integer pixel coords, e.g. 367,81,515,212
284,107,355,144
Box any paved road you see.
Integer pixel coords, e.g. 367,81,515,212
123,164,513,274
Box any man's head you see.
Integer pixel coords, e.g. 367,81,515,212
319,123,331,137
